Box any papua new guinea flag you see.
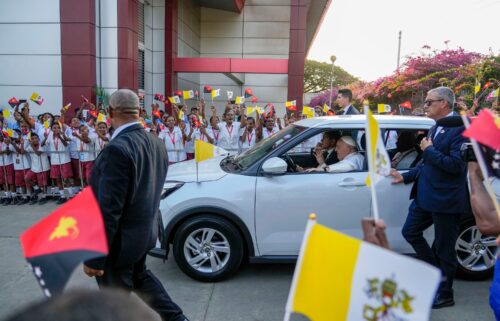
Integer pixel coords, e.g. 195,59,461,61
20,187,108,297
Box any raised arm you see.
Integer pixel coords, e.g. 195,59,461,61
210,106,219,130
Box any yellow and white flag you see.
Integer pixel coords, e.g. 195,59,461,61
246,107,255,116
474,80,481,94
168,96,181,104
211,89,220,99
2,109,11,119
302,106,314,118
323,103,329,113
97,113,106,123
227,91,234,100
284,216,440,321
377,104,391,113
183,90,195,100
195,140,229,163
235,96,245,105
366,107,391,187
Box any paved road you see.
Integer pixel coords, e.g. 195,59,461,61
0,203,495,321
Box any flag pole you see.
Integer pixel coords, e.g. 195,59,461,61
283,213,316,321
328,55,336,108
460,113,500,214
364,106,381,222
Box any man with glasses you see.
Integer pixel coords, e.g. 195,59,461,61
390,87,468,309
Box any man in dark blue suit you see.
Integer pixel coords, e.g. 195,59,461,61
83,89,188,321
390,87,468,309
337,89,360,115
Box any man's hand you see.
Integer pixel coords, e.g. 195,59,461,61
83,264,104,277
362,218,390,250
389,168,404,184
420,137,432,151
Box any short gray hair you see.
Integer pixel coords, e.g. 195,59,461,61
428,86,455,109
109,89,140,112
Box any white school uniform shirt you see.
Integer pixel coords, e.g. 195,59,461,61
217,121,241,154
262,126,280,139
184,126,195,154
192,127,214,144
94,134,110,155
78,136,97,162
159,127,186,162
25,145,50,173
240,128,257,152
0,141,13,166
68,128,81,159
36,123,53,142
11,139,31,170
45,135,71,165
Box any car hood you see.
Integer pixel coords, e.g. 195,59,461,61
166,156,228,183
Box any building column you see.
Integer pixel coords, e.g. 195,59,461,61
287,0,310,112
60,0,96,120
164,0,178,113
117,0,139,91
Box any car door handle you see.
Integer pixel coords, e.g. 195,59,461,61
338,181,366,187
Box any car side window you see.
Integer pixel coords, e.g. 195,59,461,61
384,128,427,170
284,128,368,174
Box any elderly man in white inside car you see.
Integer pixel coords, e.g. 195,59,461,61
306,136,364,173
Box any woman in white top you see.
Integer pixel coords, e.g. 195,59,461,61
71,125,97,186
258,117,280,142
210,106,246,154
159,115,187,164
189,120,215,144
240,117,257,152
95,121,110,155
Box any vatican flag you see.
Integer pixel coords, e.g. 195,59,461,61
365,107,391,187
284,215,440,321
195,140,229,163
183,90,195,100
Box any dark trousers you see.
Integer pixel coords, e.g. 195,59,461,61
97,255,186,321
402,201,461,296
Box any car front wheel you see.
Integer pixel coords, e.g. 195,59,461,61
455,221,497,280
172,215,244,282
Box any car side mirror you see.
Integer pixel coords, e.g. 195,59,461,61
262,157,288,176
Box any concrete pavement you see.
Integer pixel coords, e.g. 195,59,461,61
0,203,494,321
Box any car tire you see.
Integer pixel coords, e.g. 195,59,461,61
455,220,496,280
172,215,244,282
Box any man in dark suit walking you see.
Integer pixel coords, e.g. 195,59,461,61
83,89,188,321
390,87,467,309
337,89,360,115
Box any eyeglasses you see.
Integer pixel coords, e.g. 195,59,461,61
424,99,443,106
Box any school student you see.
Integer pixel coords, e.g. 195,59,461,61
24,133,50,205
42,122,74,204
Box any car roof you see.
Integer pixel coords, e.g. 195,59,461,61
294,115,435,128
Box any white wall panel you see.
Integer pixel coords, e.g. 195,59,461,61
152,51,165,73
0,24,61,55
0,0,60,23
0,55,62,86
99,28,118,58
99,0,118,28
152,73,165,94
99,58,118,89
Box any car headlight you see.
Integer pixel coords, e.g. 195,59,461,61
161,181,184,199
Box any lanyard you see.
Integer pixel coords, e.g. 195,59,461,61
80,139,85,152
99,138,105,149
167,130,176,145
54,137,59,151
266,128,273,136
200,130,206,142
226,124,234,144
247,130,253,143
212,128,219,141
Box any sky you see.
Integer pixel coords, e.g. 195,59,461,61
307,0,500,81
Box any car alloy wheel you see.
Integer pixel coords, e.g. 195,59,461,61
183,228,231,273
173,215,244,282
455,225,497,273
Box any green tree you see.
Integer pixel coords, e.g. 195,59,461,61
304,60,358,93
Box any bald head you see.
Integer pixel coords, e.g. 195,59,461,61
109,89,140,114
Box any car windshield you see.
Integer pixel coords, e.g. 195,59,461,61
233,124,307,169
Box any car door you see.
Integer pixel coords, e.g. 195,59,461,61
374,126,433,253
254,129,371,256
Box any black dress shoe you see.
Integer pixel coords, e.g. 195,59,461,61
432,293,455,309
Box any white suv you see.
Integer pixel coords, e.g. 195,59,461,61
151,115,495,282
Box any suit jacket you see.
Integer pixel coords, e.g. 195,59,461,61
402,121,468,213
86,123,168,269
323,149,339,165
343,105,360,115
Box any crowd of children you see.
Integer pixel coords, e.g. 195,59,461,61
0,97,304,206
